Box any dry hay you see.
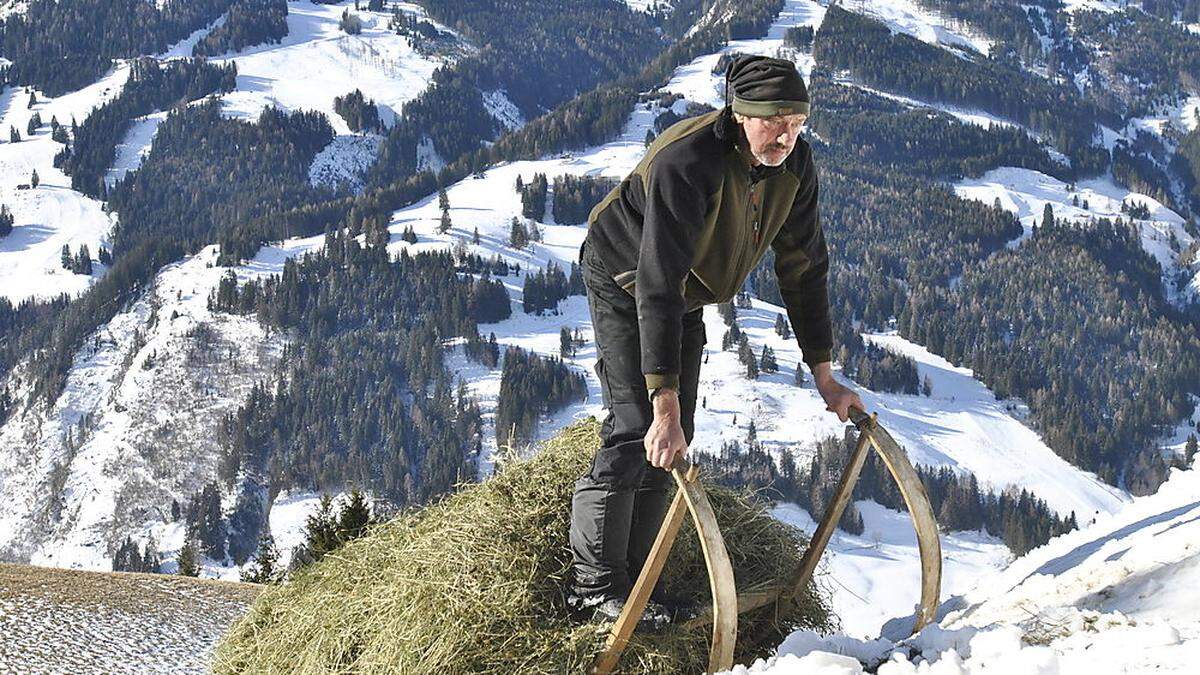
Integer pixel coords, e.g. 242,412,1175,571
214,419,832,673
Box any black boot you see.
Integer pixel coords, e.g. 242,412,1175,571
568,591,674,633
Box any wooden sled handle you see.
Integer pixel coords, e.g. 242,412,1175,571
591,456,738,674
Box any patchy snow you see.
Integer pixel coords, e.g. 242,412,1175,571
1184,95,1200,132
664,0,826,108
0,2,1144,638
1158,394,1200,463
415,135,446,173
847,0,993,57
308,133,384,194
0,240,309,569
157,10,228,59
954,166,1198,303
0,562,260,672
210,1,446,134
624,0,673,12
0,65,129,304
105,110,170,188
483,89,526,132
726,466,1200,674
1060,0,1126,14
1122,93,1200,142
862,332,1127,520
837,79,1025,132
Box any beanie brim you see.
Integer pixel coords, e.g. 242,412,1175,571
731,97,810,118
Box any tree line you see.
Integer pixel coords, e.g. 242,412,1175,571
211,231,486,510
813,4,1111,176
54,57,237,197
702,425,1075,555
495,345,587,449
0,0,234,95
900,213,1200,487
192,0,289,58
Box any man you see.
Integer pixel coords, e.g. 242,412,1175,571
568,55,863,626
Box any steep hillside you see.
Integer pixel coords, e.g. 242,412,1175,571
0,561,261,673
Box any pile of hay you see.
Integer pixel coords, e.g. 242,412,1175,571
214,419,832,674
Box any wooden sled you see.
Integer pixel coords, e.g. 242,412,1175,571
591,405,942,674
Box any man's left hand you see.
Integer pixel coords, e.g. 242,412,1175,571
811,363,865,422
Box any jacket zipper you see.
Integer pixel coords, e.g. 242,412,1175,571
730,177,760,299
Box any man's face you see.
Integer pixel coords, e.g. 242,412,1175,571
735,112,807,166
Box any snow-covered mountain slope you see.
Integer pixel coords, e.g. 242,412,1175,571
0,66,127,304
774,500,1011,640
731,465,1200,674
100,1,461,195
664,0,826,107
1,0,1135,613
955,166,1200,303
210,1,447,132
377,95,1126,524
847,0,993,56
0,240,308,567
0,561,260,673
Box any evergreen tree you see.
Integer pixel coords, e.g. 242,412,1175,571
439,208,452,234
1186,434,1198,466
560,326,575,358
0,205,13,238
76,245,93,275
336,489,374,542
759,345,778,373
112,536,142,572
240,530,281,584
30,169,39,188
142,534,161,573
185,482,226,561
438,185,450,211
340,9,363,34
300,494,340,565
739,339,759,379
26,112,42,135
177,540,200,577
774,313,791,339
472,226,480,245
8,126,18,143
509,217,529,250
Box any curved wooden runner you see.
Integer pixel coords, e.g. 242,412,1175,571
591,457,737,674
593,406,942,673
682,406,942,636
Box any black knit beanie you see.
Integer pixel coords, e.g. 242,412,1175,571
725,55,810,117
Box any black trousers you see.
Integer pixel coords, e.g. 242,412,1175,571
569,239,706,599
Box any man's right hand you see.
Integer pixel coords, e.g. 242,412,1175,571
644,388,687,469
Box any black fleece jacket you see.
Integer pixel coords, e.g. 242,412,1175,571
584,107,833,390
